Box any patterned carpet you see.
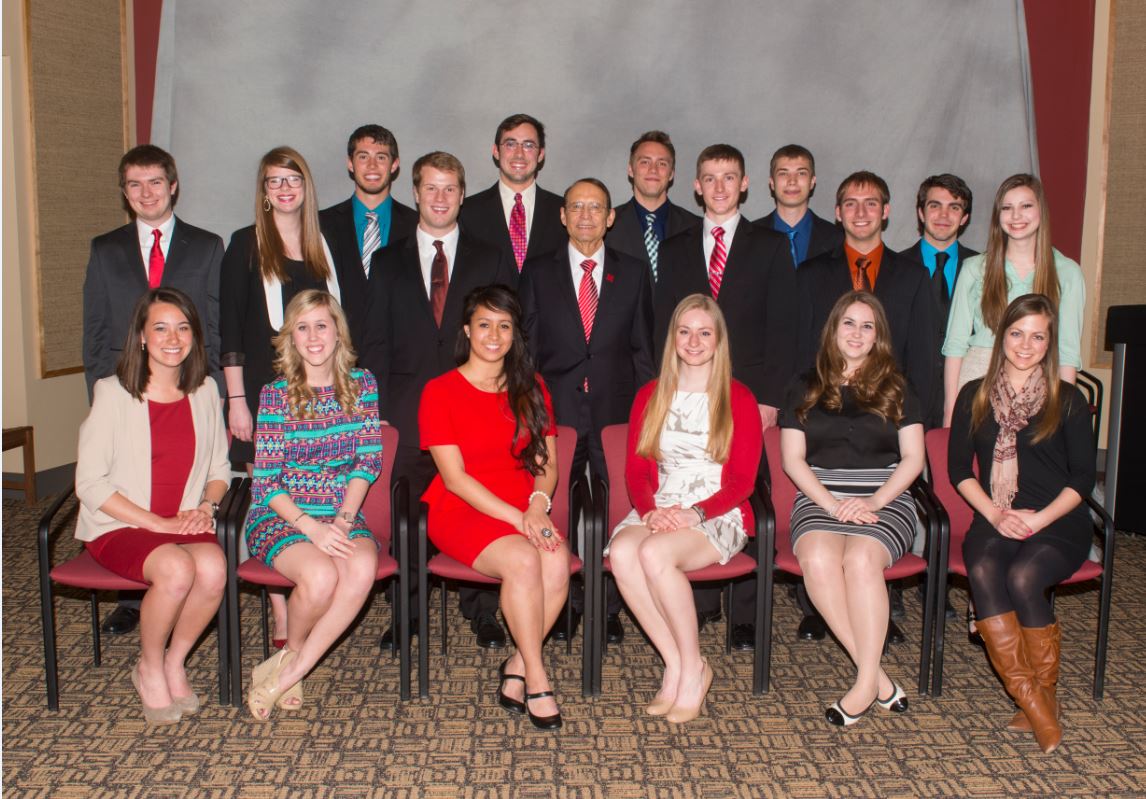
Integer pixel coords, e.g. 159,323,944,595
4,494,1146,798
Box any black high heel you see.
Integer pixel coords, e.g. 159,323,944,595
967,605,984,648
497,657,526,715
525,691,563,729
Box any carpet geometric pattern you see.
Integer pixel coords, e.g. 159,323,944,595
4,495,1146,798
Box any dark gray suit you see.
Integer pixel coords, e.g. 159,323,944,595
755,209,843,266
605,199,700,278
458,182,566,269
82,217,224,400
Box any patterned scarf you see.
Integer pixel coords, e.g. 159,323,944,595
989,369,1047,509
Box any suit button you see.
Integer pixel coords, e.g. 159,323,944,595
586,353,592,360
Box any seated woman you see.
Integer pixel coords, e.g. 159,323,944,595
608,294,763,724
419,285,568,730
780,290,924,726
75,288,231,724
243,290,381,720
949,293,1095,754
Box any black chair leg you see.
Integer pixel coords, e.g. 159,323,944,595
260,588,270,660
440,583,449,656
216,599,229,706
90,593,102,666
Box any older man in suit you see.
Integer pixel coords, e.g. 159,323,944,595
756,144,843,267
458,113,566,271
319,125,418,346
519,178,656,642
605,131,700,282
362,151,517,650
654,144,799,648
82,144,224,635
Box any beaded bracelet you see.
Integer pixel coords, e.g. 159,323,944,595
527,490,552,514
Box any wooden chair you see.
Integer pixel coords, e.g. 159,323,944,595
4,426,37,505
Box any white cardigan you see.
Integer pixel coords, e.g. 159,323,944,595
74,376,232,542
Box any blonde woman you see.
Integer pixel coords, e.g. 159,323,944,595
607,294,763,724
243,290,381,720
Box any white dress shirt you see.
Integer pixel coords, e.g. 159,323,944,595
498,181,537,241
416,225,460,297
568,243,604,296
702,213,741,265
135,214,176,274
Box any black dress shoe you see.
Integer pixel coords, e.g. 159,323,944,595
797,614,827,641
889,586,906,622
696,609,722,631
887,619,906,645
101,606,140,636
606,614,625,644
525,691,562,729
551,612,581,642
731,623,755,651
471,612,506,649
379,624,417,652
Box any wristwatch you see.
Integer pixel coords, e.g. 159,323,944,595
201,500,220,519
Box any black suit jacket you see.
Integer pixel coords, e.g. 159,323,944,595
519,245,655,438
458,183,567,269
796,245,939,425
83,217,224,400
605,198,701,277
755,209,843,265
654,220,798,408
319,197,417,346
360,231,517,447
899,239,979,329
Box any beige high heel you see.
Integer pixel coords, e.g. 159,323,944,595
665,659,713,724
131,664,181,725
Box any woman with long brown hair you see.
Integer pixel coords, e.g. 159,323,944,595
948,294,1095,753
608,294,763,724
780,291,924,726
941,174,1084,426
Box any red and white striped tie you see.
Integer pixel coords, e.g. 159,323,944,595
578,258,598,392
708,226,727,298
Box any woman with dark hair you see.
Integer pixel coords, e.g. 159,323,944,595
243,289,381,720
942,174,1084,426
221,146,341,647
949,294,1095,754
75,288,230,724
608,294,762,724
780,291,924,726
418,284,569,729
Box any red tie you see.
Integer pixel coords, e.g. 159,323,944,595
509,193,527,271
708,226,727,298
430,240,448,327
578,259,598,392
148,228,164,288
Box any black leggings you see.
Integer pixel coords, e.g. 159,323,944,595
963,522,1086,628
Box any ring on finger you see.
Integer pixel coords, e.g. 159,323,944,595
541,528,553,539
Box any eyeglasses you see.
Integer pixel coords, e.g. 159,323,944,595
264,175,304,189
499,139,539,153
565,201,608,216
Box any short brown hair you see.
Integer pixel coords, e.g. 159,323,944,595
116,288,209,401
769,144,816,176
412,151,466,194
118,145,178,214
629,131,676,166
696,144,745,177
835,171,890,207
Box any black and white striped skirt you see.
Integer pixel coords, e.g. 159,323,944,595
790,466,917,564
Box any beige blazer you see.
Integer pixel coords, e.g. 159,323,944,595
75,376,232,542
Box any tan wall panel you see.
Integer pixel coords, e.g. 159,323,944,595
25,0,128,376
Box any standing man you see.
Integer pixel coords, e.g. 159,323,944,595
605,131,700,281
319,125,418,344
756,144,843,266
459,113,566,272
361,152,516,650
519,178,656,642
83,144,224,636
654,144,798,649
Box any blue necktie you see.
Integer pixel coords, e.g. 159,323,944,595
786,228,798,267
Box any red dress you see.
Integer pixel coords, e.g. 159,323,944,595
86,397,219,583
419,369,557,567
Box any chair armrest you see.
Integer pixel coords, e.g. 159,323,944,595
909,477,943,561
567,473,592,552
37,487,78,573
1085,494,1116,576
223,478,252,564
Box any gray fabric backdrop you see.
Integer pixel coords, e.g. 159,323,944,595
152,0,1035,253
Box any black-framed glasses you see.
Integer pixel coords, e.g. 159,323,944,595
264,175,304,189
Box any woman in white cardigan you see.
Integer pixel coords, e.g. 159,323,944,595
76,288,231,725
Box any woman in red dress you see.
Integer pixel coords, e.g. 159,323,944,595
419,285,569,729
75,288,231,724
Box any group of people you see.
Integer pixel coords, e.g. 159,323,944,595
73,114,1095,751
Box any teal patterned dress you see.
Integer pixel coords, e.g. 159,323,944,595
245,368,383,566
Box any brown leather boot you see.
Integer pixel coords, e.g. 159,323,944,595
1007,621,1061,732
976,611,1062,753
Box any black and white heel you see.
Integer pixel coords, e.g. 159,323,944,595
876,681,909,713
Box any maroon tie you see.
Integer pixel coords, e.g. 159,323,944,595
856,256,872,291
578,259,598,392
430,240,448,327
708,226,727,298
148,229,164,288
509,193,527,271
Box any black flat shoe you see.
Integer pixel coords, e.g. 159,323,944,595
606,614,625,644
876,681,909,713
497,658,525,715
797,614,827,641
525,690,562,729
826,697,875,727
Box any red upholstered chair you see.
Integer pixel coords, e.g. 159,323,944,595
36,481,241,710
415,425,588,698
922,427,1114,697
224,424,409,704
586,423,767,696
760,425,939,695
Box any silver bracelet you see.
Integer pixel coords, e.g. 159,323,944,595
691,505,707,524
528,490,552,514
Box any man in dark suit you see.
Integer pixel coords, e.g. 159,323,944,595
82,144,224,635
319,125,418,346
458,113,566,272
605,131,700,282
362,151,517,650
519,178,656,643
654,144,799,647
756,144,843,266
